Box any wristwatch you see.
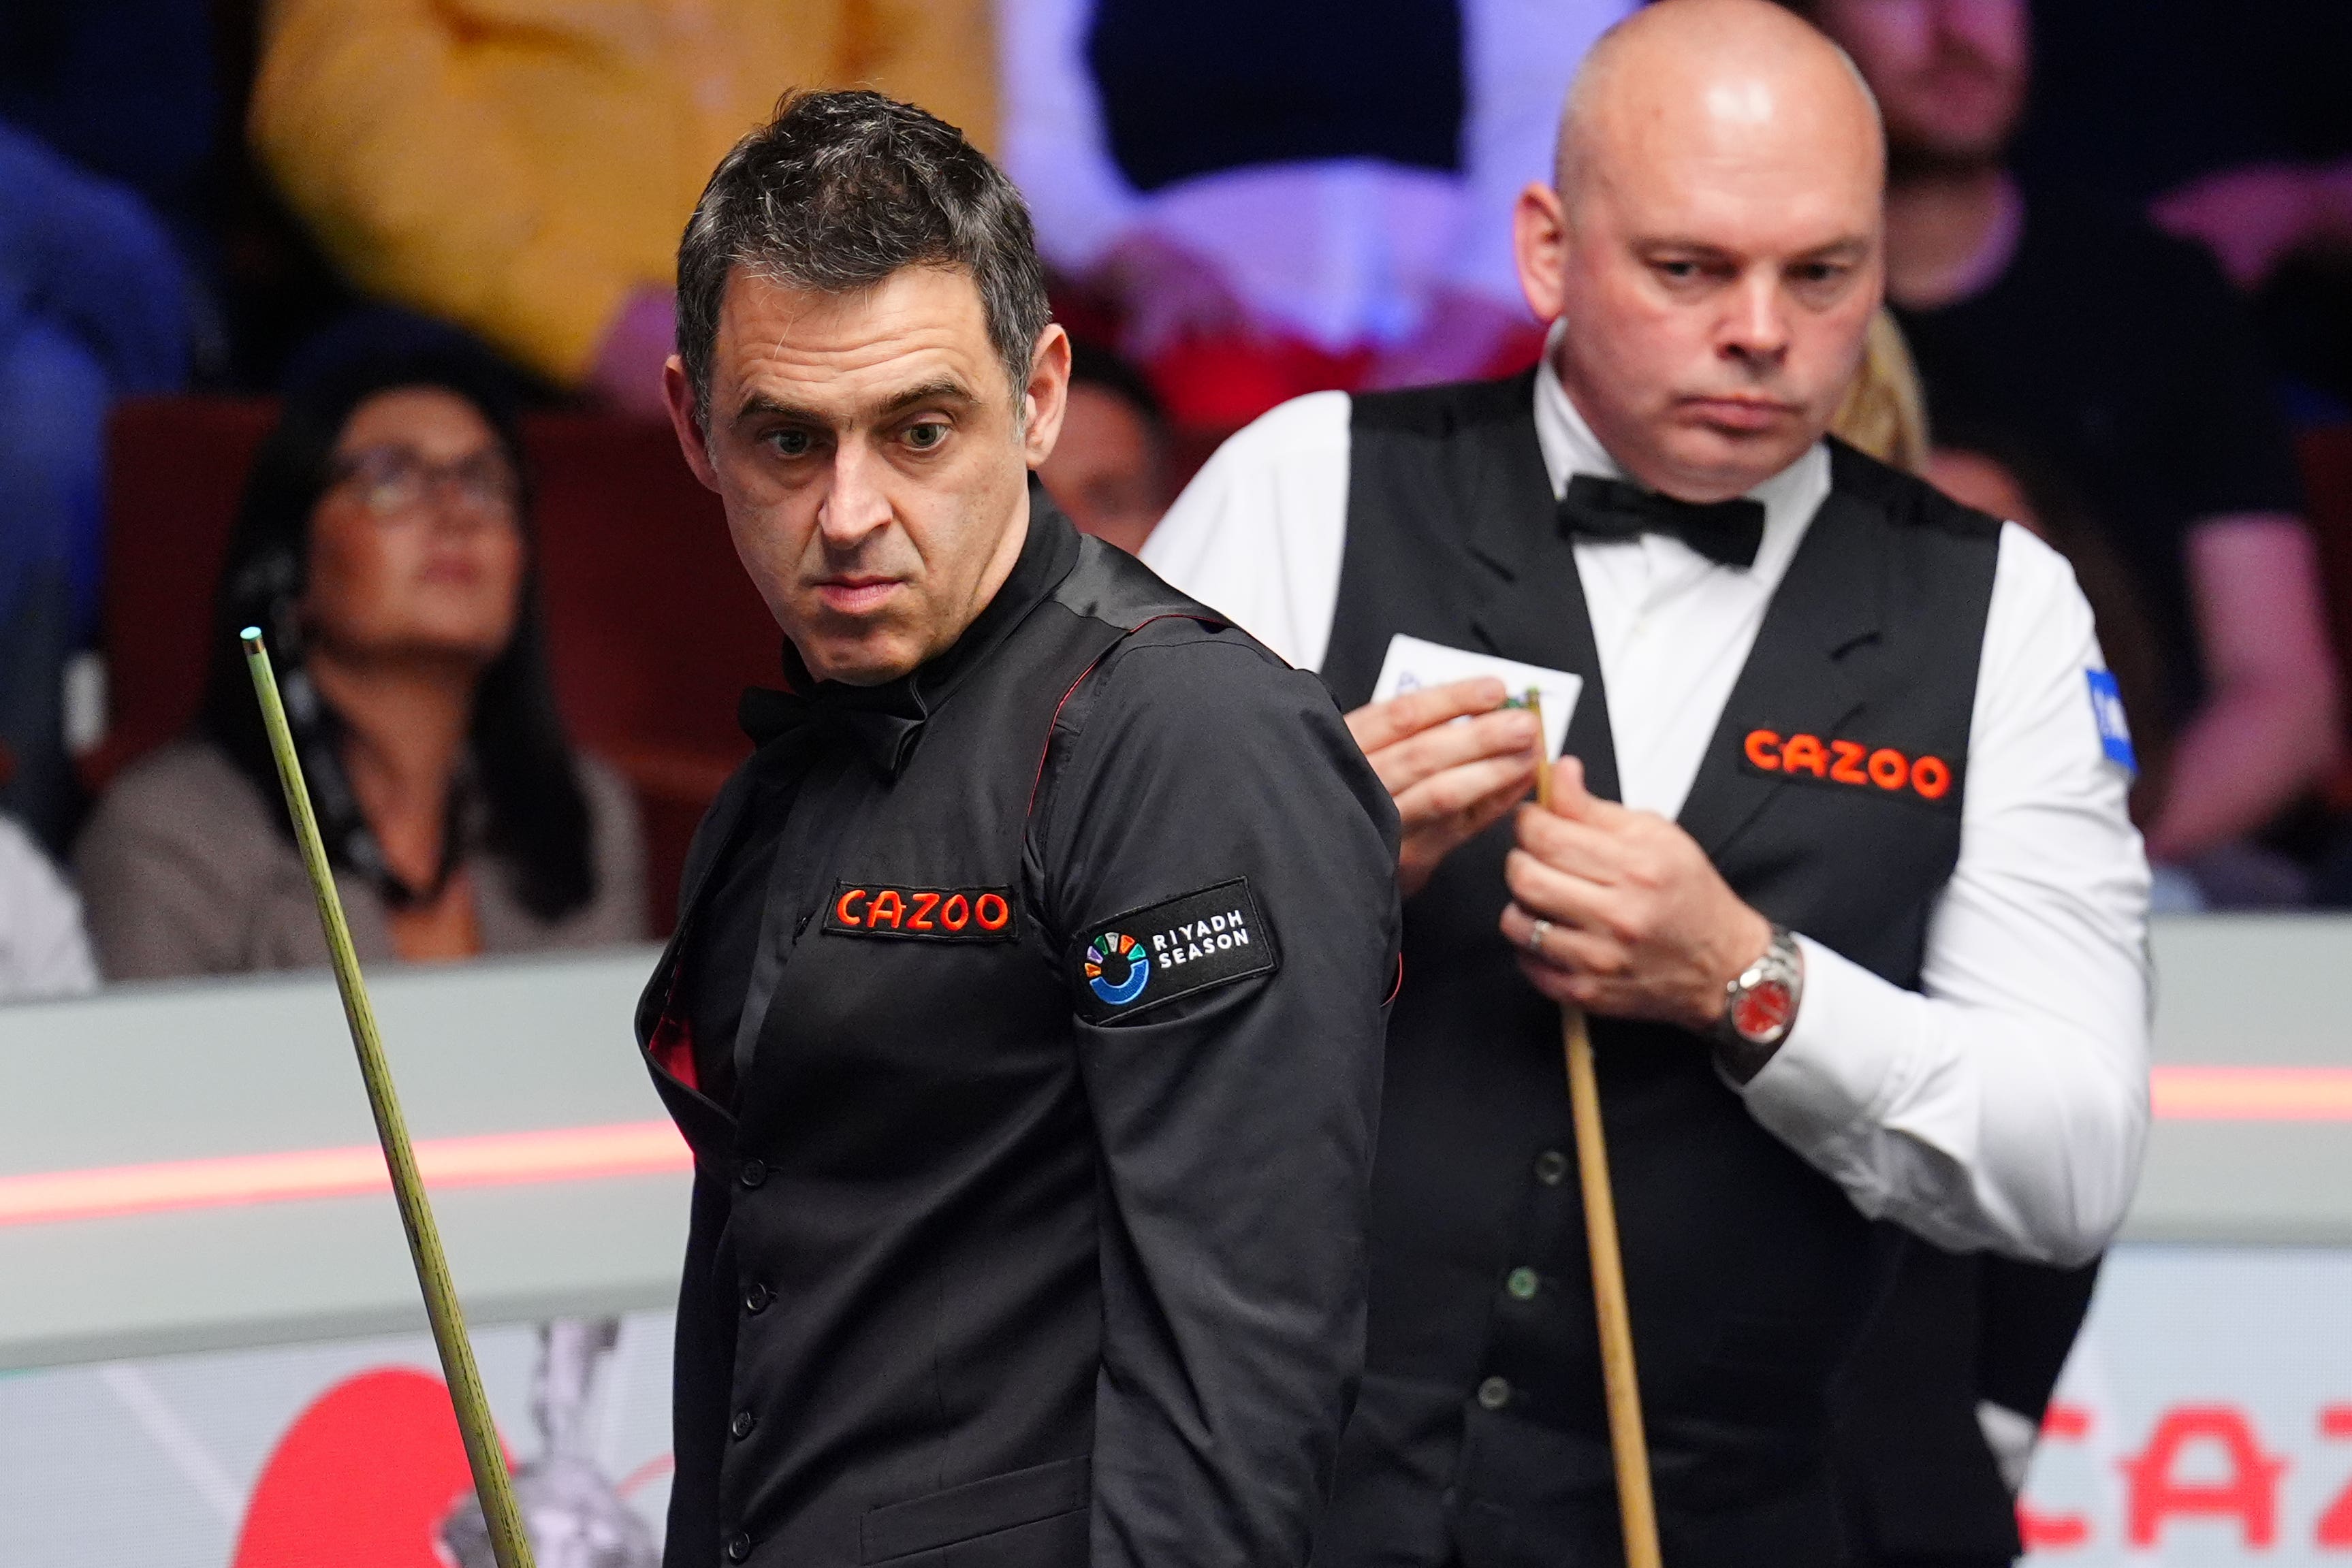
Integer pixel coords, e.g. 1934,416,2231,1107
1711,924,1803,1084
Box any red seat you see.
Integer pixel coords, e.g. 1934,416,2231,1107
99,398,778,932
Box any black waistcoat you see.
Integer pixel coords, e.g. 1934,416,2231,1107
1312,375,2001,1568
634,521,1214,1568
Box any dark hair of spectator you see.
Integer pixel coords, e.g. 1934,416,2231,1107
675,89,1052,425
1068,338,1167,434
194,345,596,921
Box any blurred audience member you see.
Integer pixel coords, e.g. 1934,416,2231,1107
1805,0,2342,901
1038,340,1171,554
248,0,996,417
0,3,217,253
0,812,97,1002
1926,432,2174,831
1002,0,1629,428
0,125,194,624
1830,308,1931,473
3,0,210,852
2011,1,2352,415
76,349,644,980
2154,159,2352,298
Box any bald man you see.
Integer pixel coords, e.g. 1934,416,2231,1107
1143,3,2149,1565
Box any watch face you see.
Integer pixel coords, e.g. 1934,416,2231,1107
1731,979,1795,1044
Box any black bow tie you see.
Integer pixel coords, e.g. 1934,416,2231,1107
738,682,926,778
1558,473,1766,569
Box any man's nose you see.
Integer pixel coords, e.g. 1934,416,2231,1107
1721,274,1792,369
819,438,895,546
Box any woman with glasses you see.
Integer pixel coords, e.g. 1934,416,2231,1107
75,347,646,976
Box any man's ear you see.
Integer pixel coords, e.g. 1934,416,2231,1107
1020,323,1073,469
1513,182,1571,324
663,355,722,494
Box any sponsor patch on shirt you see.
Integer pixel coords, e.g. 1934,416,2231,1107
1737,727,1958,808
2086,669,2138,775
1070,878,1278,1024
823,882,1018,942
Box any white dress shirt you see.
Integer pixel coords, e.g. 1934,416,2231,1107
998,0,1631,349
1142,359,2152,1266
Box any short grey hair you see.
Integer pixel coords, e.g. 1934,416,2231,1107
676,90,1052,425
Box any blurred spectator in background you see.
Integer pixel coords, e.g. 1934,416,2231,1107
247,0,996,417
1829,308,1931,474
1929,428,2177,846
1002,0,1627,430
75,347,644,979
0,812,97,1002
1,6,207,850
2017,1,2352,416
1803,0,2343,906
1037,339,1171,554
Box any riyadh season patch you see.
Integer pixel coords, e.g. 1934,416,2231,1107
1070,878,1277,1024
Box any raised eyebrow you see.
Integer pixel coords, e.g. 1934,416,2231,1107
872,379,981,419
733,391,827,428
731,380,979,429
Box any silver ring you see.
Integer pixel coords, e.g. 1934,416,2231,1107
1527,918,1551,957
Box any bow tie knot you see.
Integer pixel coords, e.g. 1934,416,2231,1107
1558,473,1766,569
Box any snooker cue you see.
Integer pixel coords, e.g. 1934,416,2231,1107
242,629,537,1568
1527,694,1664,1568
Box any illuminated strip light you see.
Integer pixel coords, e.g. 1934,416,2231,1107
2150,1066,2352,1122
5,1070,2349,1230
0,1121,690,1229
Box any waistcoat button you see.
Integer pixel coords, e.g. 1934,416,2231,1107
738,1158,767,1189
743,1281,771,1314
731,1409,757,1439
726,1531,752,1561
1533,1150,1568,1186
1476,1375,1511,1410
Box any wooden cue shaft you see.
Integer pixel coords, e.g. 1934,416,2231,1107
1527,695,1664,1567
242,630,537,1568
1563,1009,1664,1566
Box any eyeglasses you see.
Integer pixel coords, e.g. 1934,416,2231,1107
328,445,522,522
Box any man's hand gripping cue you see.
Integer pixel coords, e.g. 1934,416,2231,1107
1498,756,1774,1031
1347,678,1543,900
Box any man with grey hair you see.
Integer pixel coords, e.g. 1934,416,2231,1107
1145,2,2149,1564
636,91,1401,1568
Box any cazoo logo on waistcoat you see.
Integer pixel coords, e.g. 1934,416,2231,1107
1739,729,1958,808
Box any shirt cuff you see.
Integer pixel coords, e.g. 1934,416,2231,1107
1739,933,1926,1151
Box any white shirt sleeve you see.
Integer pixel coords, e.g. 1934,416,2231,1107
995,0,1145,276
1141,390,1355,670
1741,523,2152,1266
0,816,99,1003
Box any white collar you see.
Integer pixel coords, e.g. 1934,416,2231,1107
1529,325,1832,576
